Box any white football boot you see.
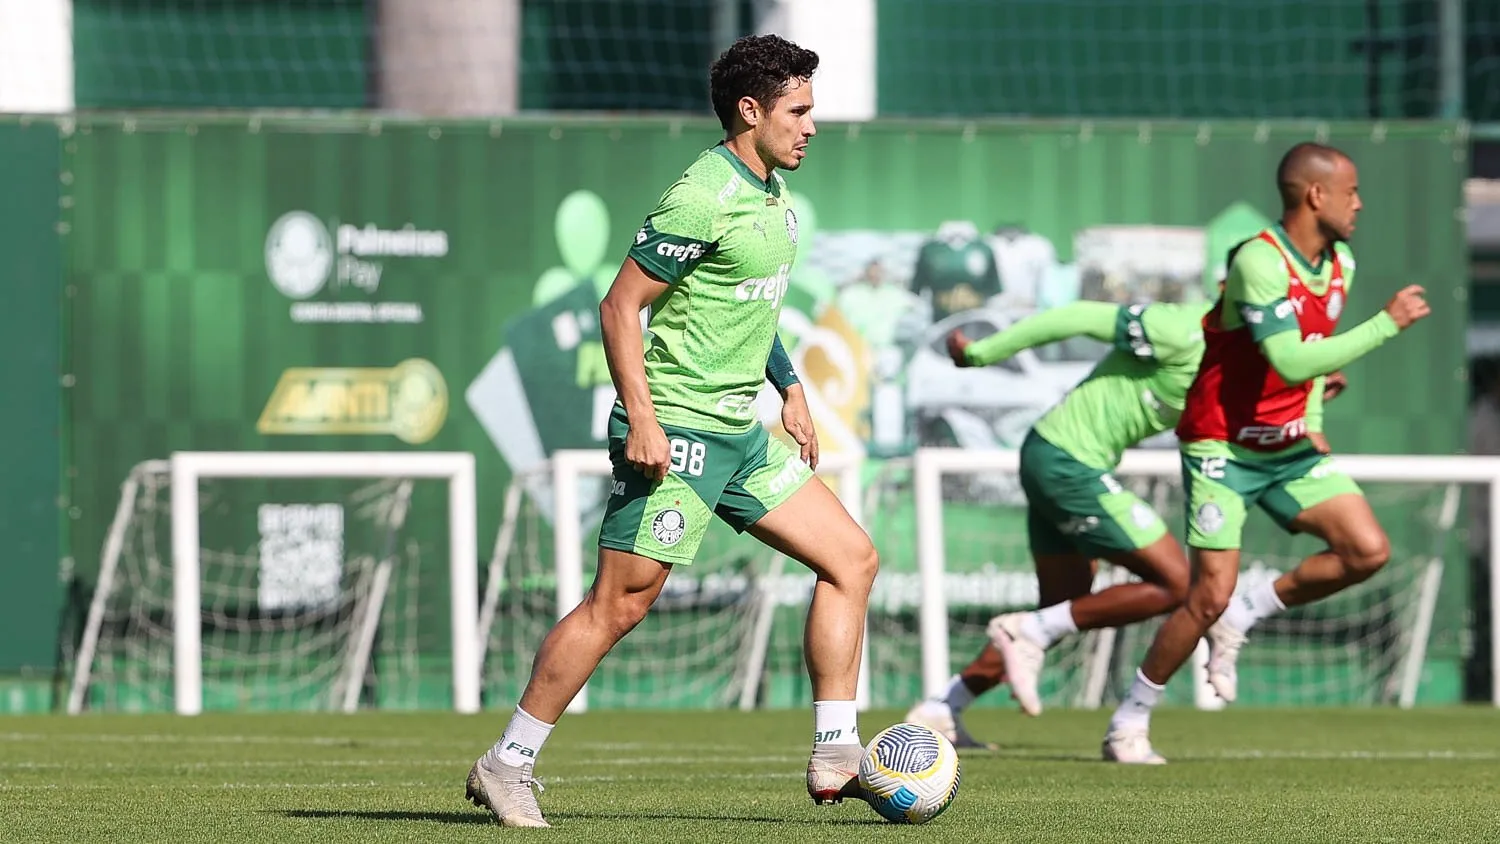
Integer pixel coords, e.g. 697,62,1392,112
1101,727,1167,765
904,699,998,750
806,743,866,805
466,758,550,828
987,613,1046,716
1205,620,1248,703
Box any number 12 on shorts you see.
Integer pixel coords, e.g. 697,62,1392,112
670,438,706,477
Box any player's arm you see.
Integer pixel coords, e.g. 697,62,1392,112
766,336,818,469
1232,244,1427,384
600,259,669,424
604,182,719,480
949,301,1119,367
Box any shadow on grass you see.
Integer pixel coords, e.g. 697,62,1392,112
281,808,886,826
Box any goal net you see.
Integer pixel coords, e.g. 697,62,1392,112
67,452,479,715
910,448,1499,710
479,450,870,713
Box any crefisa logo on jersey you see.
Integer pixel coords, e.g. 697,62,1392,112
652,509,687,546
264,210,448,324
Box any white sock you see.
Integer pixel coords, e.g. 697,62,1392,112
1020,602,1077,648
1221,577,1286,633
485,706,554,769
813,700,861,746
941,675,976,713
1109,670,1165,733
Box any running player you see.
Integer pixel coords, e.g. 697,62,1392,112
1100,142,1430,764
906,266,1349,749
906,294,1210,745
465,35,879,827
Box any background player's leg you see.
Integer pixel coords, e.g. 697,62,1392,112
1075,535,1191,628
747,477,877,802
1101,547,1240,764
1272,493,1390,607
1210,484,1389,700
1138,548,1240,684
991,500,1189,716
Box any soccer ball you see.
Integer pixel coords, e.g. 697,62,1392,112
858,722,961,824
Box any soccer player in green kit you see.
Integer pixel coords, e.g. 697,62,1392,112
464,36,880,827
1101,143,1431,764
906,261,1350,750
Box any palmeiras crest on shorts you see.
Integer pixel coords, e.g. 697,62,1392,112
1131,502,1157,530
1327,290,1344,320
652,509,687,546
785,208,798,245
1195,502,1225,534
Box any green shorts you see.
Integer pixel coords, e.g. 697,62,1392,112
1181,440,1363,550
1018,430,1168,558
597,406,813,566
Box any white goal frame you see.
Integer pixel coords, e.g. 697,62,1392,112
68,451,480,716
914,447,1500,707
546,449,870,713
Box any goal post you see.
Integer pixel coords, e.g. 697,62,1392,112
914,447,1500,708
544,449,870,713
69,451,480,716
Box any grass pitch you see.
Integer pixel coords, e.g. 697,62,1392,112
5,707,1500,843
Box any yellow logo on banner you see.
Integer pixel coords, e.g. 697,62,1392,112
257,358,448,444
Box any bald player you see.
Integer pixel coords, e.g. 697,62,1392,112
1099,142,1431,763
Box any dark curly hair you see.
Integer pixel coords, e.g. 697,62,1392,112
709,35,819,132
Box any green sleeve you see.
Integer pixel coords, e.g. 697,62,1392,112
765,335,799,390
1133,302,1210,365
1226,240,1300,342
627,181,719,284
1305,375,1326,434
963,301,1118,366
1260,313,1399,384
1233,238,1397,384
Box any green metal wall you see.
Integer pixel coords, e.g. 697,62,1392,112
0,120,64,676
54,115,1469,709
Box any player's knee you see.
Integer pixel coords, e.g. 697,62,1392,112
827,537,879,595
586,589,656,641
851,540,880,591
1338,530,1390,581
1187,580,1233,625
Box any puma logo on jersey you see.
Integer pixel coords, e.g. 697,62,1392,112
716,393,757,418
1236,418,1306,446
734,264,790,305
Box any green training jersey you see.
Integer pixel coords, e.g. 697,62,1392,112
626,144,799,433
1030,302,1212,469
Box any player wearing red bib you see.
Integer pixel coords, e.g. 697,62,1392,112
1101,143,1431,763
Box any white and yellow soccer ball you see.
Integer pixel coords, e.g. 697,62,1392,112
858,722,961,824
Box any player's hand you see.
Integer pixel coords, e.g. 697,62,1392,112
625,420,671,482
1322,371,1348,402
781,385,820,471
946,329,973,367
1308,431,1332,454
1384,285,1430,330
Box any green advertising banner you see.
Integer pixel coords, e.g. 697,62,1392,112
62,116,1469,711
